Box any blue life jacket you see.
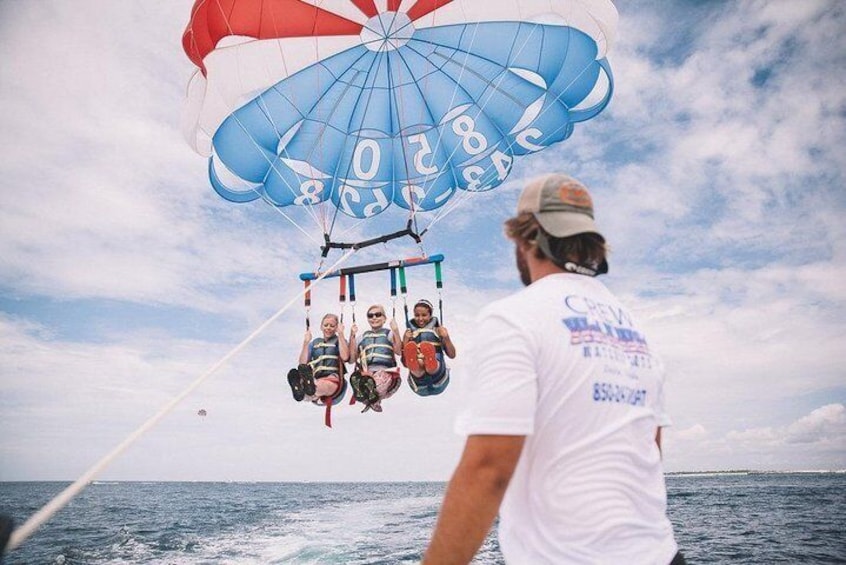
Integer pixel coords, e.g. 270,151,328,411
358,328,396,368
309,335,341,379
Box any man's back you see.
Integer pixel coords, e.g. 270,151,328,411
457,273,678,564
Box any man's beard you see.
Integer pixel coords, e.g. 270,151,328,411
516,246,531,286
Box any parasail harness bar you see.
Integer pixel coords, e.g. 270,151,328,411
300,253,444,281
320,220,427,257
300,253,446,329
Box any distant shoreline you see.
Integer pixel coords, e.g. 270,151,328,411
1,470,845,483
665,469,846,476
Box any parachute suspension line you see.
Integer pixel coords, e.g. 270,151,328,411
435,259,444,324
435,16,544,223
329,216,369,242
418,22,613,239
325,49,388,243
422,18,548,233
414,231,428,266
392,52,411,213
348,273,357,324
252,14,332,235
388,38,425,232
390,267,398,321
318,50,434,256
388,46,431,267
339,273,347,323
294,2,328,235
258,193,322,246
251,92,323,232
422,187,475,235
207,65,319,227
279,47,374,239
399,265,410,329
410,17,551,237
401,17,444,235
304,279,312,330
402,17,486,228
5,247,359,554
410,210,427,258
313,10,324,232
207,97,323,245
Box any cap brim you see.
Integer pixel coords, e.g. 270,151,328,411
536,211,604,240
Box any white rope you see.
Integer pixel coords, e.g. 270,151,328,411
5,247,358,554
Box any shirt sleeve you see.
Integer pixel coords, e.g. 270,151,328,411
454,308,537,437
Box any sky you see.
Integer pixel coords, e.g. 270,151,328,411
1,0,844,487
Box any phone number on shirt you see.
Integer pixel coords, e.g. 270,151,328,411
592,382,648,406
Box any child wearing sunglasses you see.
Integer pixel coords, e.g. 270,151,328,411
348,305,403,412
402,299,457,396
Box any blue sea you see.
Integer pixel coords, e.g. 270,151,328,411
1,473,844,563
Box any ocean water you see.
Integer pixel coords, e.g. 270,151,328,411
1,473,844,564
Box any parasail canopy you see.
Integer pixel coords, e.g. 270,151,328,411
182,0,617,230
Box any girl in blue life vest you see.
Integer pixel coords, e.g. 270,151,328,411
402,299,457,396
287,313,350,408
348,304,402,413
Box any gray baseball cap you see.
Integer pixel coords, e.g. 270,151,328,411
516,173,604,241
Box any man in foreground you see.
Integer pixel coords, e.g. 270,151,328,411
423,173,684,564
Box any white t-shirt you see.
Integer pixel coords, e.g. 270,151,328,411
455,273,678,565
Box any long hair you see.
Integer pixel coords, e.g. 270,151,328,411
504,212,607,269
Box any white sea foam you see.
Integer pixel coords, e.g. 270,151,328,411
137,492,446,564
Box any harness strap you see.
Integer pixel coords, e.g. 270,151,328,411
387,372,401,396
318,375,341,428
311,355,340,376
361,345,395,363
412,328,443,352
324,402,333,428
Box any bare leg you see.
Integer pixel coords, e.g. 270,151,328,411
315,377,340,397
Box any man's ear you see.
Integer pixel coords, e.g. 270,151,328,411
518,239,535,253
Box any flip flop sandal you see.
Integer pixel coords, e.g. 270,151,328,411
403,342,421,373
287,368,305,402
361,375,380,406
297,363,316,396
350,371,367,403
419,342,440,374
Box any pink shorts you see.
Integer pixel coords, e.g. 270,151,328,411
370,367,400,399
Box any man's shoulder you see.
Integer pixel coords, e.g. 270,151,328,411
482,276,616,318
480,284,548,320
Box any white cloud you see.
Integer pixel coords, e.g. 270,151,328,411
628,263,846,423
666,404,845,471
724,404,845,451
1,0,845,485
0,307,469,481
597,1,846,271
784,404,846,445
673,424,708,442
